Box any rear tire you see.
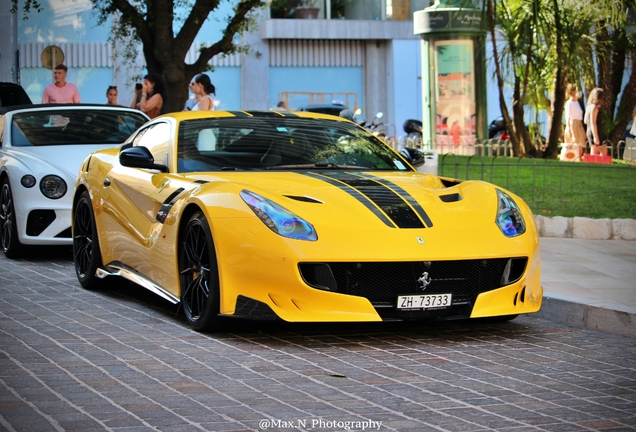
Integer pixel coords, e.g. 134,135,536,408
0,179,24,258
73,191,104,290
179,211,221,331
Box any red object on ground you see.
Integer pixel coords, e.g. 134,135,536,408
582,154,612,164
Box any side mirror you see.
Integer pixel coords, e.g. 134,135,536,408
119,146,168,172
400,148,425,168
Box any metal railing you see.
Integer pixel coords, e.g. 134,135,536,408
394,138,636,219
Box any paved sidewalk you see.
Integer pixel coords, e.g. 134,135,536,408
538,237,636,338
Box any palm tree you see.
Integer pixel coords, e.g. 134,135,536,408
485,0,636,158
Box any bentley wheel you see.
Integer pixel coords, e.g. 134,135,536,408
0,179,23,258
73,191,104,290
179,211,221,331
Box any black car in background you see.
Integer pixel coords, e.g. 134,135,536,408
0,82,32,108
297,102,348,117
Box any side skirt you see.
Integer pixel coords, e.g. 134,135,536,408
96,263,180,305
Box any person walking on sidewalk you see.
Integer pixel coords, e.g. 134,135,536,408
584,87,607,156
41,64,81,104
564,84,586,158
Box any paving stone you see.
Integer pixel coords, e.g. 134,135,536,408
1,250,636,431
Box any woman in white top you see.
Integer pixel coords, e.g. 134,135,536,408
190,74,216,111
564,84,586,157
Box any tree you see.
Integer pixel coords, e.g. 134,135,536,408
486,0,636,159
590,1,636,150
487,0,546,157
543,0,636,158
542,0,600,158
14,0,267,113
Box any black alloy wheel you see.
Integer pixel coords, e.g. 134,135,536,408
179,211,221,331
0,179,23,258
73,191,104,289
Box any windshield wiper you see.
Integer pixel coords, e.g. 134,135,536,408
266,163,372,170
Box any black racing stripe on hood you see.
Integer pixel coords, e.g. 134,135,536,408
356,172,433,228
303,172,395,228
317,172,425,229
304,172,425,229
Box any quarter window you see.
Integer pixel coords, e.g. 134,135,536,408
135,122,171,166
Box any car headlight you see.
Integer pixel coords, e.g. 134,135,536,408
40,175,67,199
496,189,525,237
240,190,317,241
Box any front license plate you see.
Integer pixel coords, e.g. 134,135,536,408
397,294,452,310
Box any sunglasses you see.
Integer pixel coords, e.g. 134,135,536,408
108,86,117,90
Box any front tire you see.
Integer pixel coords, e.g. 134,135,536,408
0,179,23,258
179,211,221,331
73,191,104,289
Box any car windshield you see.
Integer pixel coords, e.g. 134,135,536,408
10,109,148,146
177,117,411,173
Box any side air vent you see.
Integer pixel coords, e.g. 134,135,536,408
440,193,462,202
26,210,56,236
298,263,338,291
285,195,323,203
440,178,462,187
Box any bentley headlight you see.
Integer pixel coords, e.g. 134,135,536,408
496,189,525,237
240,190,317,241
40,175,67,199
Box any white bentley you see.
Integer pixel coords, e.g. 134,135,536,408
0,104,149,258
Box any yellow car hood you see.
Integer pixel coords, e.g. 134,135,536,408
183,170,532,261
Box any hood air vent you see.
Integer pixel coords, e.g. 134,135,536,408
285,195,322,203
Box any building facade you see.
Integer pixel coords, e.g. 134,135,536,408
1,0,503,138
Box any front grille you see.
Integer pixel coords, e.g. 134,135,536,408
302,259,527,306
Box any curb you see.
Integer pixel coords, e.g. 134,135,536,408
536,297,636,339
535,216,636,240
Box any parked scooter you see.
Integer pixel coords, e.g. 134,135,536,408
401,118,423,148
366,112,385,138
340,109,386,138
403,119,422,138
488,116,509,140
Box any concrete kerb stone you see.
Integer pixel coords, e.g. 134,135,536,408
535,215,636,240
612,218,636,240
536,297,636,339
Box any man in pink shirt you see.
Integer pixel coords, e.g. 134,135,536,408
41,64,81,104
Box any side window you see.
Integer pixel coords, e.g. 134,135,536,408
135,122,171,166
131,128,148,147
